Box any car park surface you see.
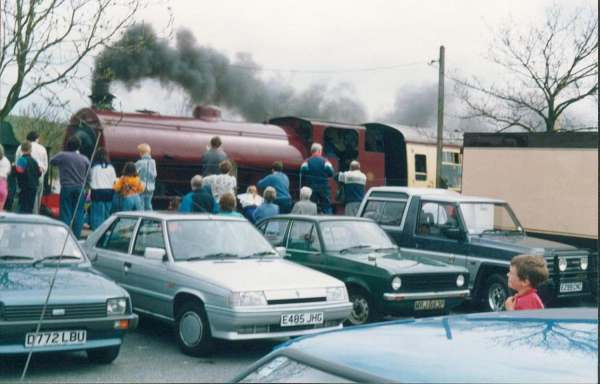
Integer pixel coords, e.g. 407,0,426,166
0,213,138,364
82,212,352,357
231,307,599,383
256,214,470,325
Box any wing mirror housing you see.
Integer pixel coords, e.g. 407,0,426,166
445,228,464,240
275,247,289,258
144,247,167,261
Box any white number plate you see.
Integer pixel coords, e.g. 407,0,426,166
25,330,87,347
280,312,323,327
414,300,445,310
560,282,583,293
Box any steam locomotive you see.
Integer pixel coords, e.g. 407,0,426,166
36,105,462,215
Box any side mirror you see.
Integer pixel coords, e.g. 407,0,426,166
275,247,288,258
144,247,167,261
445,228,464,240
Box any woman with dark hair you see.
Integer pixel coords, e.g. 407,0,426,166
114,162,145,212
89,148,117,229
203,160,237,202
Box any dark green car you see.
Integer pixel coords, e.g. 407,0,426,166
256,215,471,325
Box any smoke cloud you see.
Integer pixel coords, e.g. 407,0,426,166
93,24,367,123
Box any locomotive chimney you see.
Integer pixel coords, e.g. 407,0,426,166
193,106,222,122
90,77,115,110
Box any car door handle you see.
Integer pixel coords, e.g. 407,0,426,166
124,262,132,275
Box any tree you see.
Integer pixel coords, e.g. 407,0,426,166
453,4,598,132
0,0,153,121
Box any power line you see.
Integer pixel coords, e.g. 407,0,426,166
228,60,427,74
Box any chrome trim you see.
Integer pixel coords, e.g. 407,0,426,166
383,289,470,301
134,307,175,322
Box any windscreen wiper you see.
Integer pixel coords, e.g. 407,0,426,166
240,251,278,259
0,255,35,263
32,255,82,266
339,245,373,254
374,247,398,253
203,253,238,260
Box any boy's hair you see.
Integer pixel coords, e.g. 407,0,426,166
122,162,138,177
21,140,32,153
219,160,232,174
219,193,237,213
511,254,549,288
210,136,222,148
272,161,283,172
138,143,151,155
66,136,82,151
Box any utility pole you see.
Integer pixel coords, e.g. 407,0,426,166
435,45,445,189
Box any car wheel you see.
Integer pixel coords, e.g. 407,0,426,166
175,301,214,357
346,288,380,326
86,346,121,364
483,274,510,312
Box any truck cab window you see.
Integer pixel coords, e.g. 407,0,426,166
418,202,459,238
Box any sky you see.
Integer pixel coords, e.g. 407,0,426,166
4,0,599,129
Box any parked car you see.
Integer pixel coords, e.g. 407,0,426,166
356,187,595,311
0,213,138,363
82,212,352,357
231,307,598,383
255,215,470,325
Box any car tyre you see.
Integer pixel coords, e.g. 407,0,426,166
86,346,121,364
483,274,510,312
175,301,214,357
346,287,380,326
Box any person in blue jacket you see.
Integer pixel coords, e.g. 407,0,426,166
179,175,218,213
300,143,334,214
257,161,291,214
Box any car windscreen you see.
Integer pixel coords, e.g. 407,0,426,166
320,221,396,252
0,223,84,262
459,203,521,235
167,220,278,261
239,356,352,383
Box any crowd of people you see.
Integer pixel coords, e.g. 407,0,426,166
0,132,368,238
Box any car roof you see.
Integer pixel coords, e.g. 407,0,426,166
266,308,597,383
0,212,68,227
115,211,247,221
366,186,506,203
259,214,374,223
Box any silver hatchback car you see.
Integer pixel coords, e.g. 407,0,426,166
82,212,352,357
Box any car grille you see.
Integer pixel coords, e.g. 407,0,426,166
267,297,327,305
238,320,341,334
4,303,107,321
400,274,462,292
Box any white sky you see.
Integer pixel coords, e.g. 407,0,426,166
5,0,599,126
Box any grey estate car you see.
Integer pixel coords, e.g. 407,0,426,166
82,212,352,357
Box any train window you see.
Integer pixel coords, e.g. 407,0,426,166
324,127,359,171
365,130,385,152
415,155,427,181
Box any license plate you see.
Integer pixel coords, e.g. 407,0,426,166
25,330,87,348
280,312,323,327
414,300,445,310
560,282,583,293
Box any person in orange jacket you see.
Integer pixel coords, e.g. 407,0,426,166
114,162,145,212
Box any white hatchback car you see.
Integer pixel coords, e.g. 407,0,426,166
82,212,352,357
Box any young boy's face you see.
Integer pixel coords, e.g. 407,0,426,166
507,265,528,291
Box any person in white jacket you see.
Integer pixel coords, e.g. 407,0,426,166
15,131,48,214
89,148,117,230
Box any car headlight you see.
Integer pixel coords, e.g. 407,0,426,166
580,256,588,270
326,287,348,302
391,277,402,291
558,257,568,271
107,298,127,316
228,291,268,307
456,274,465,287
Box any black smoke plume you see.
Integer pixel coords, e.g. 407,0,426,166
93,24,367,123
